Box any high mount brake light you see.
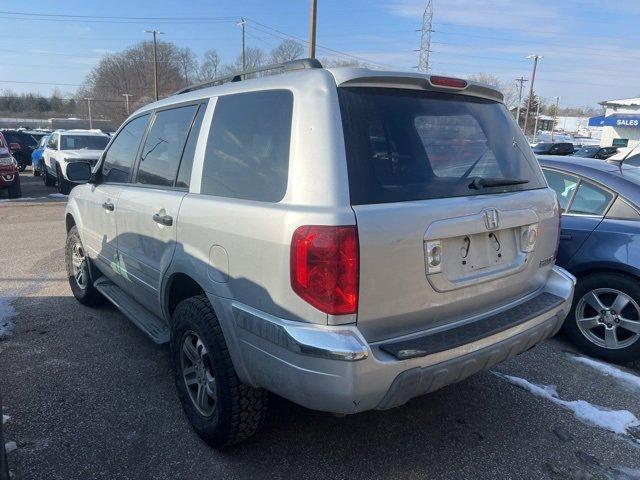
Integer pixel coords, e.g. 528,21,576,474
429,76,468,89
290,225,359,315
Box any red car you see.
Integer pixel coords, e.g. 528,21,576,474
0,132,21,198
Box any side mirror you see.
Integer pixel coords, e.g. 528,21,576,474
9,143,20,151
66,162,92,183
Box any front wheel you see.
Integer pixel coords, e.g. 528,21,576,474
564,272,640,363
7,178,21,199
171,295,268,448
65,226,103,306
57,166,72,195
43,164,55,187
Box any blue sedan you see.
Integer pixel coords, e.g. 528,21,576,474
539,155,640,362
30,134,50,177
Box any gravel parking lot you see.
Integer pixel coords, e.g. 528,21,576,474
2,174,640,480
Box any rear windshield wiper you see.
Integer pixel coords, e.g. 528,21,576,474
469,177,530,190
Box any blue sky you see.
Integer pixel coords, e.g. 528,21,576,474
1,0,639,108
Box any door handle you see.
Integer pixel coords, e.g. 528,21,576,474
102,201,114,211
153,213,173,226
560,233,572,241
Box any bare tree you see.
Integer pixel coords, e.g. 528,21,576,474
270,39,304,63
198,49,221,81
221,47,266,76
177,47,198,86
319,57,365,67
468,73,519,110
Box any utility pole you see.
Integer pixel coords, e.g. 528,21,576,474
144,29,164,101
0,392,8,480
122,93,132,116
417,0,434,72
551,96,559,142
523,54,541,136
237,18,247,71
515,76,528,126
308,0,318,59
84,98,93,129
533,101,541,144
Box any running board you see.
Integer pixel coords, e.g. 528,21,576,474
94,277,169,344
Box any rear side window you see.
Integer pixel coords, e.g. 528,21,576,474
137,105,198,187
102,114,149,183
338,87,546,205
176,104,206,189
569,181,613,216
543,169,578,212
201,90,293,202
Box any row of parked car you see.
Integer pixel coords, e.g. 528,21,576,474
52,62,640,448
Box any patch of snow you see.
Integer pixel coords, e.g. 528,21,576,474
2,414,8,425
0,197,39,203
0,296,16,339
47,193,68,199
571,355,640,391
4,441,17,454
493,372,640,437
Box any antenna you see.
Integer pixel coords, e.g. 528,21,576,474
417,0,433,72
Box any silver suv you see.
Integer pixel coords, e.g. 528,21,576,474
64,59,575,448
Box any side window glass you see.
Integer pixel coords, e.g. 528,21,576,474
176,104,206,189
47,135,57,149
137,105,198,187
102,114,149,184
201,90,293,202
624,153,640,167
543,169,578,212
569,181,613,216
606,197,640,220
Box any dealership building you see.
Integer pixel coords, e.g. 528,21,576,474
589,97,640,148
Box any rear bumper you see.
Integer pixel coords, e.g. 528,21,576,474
220,266,575,414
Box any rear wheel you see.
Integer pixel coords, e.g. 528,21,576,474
564,273,640,363
33,164,40,176
171,295,268,448
65,226,103,306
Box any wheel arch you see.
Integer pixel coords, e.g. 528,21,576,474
65,212,76,233
164,272,207,321
570,262,640,283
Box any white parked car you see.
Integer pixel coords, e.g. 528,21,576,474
42,129,110,194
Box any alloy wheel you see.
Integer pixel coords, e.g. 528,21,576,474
575,288,640,350
71,241,88,289
181,331,217,416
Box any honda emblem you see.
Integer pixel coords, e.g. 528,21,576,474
484,209,500,230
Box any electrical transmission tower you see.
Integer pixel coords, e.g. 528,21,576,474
417,0,433,72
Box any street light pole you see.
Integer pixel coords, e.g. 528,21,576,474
122,93,132,116
144,30,164,101
551,96,560,142
84,98,93,129
237,18,246,72
533,101,541,144
523,54,541,136
515,76,528,126
308,0,318,59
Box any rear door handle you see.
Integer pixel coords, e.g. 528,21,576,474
560,233,572,240
153,213,173,226
102,201,114,211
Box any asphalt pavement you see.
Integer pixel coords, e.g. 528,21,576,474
1,174,640,480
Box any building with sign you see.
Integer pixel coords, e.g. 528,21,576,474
589,97,640,148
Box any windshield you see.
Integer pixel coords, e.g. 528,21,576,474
573,147,598,156
338,87,546,205
533,143,553,153
60,135,109,150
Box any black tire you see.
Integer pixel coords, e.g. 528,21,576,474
43,164,55,187
57,165,72,195
18,164,26,172
171,295,268,448
564,272,640,363
33,165,41,176
7,178,21,199
65,226,104,306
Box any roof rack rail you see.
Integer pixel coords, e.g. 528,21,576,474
173,58,323,96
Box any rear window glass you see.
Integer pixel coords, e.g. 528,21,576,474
61,135,109,150
338,87,546,205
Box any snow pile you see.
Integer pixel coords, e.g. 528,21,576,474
0,296,16,339
493,372,640,436
571,355,640,391
47,193,68,199
4,441,17,454
2,415,8,425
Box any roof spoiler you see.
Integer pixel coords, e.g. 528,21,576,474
173,58,323,96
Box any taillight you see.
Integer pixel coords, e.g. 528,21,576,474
429,76,468,89
290,225,359,315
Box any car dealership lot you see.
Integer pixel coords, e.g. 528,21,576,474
2,175,640,480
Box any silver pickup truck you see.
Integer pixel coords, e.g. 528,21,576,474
63,59,575,448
